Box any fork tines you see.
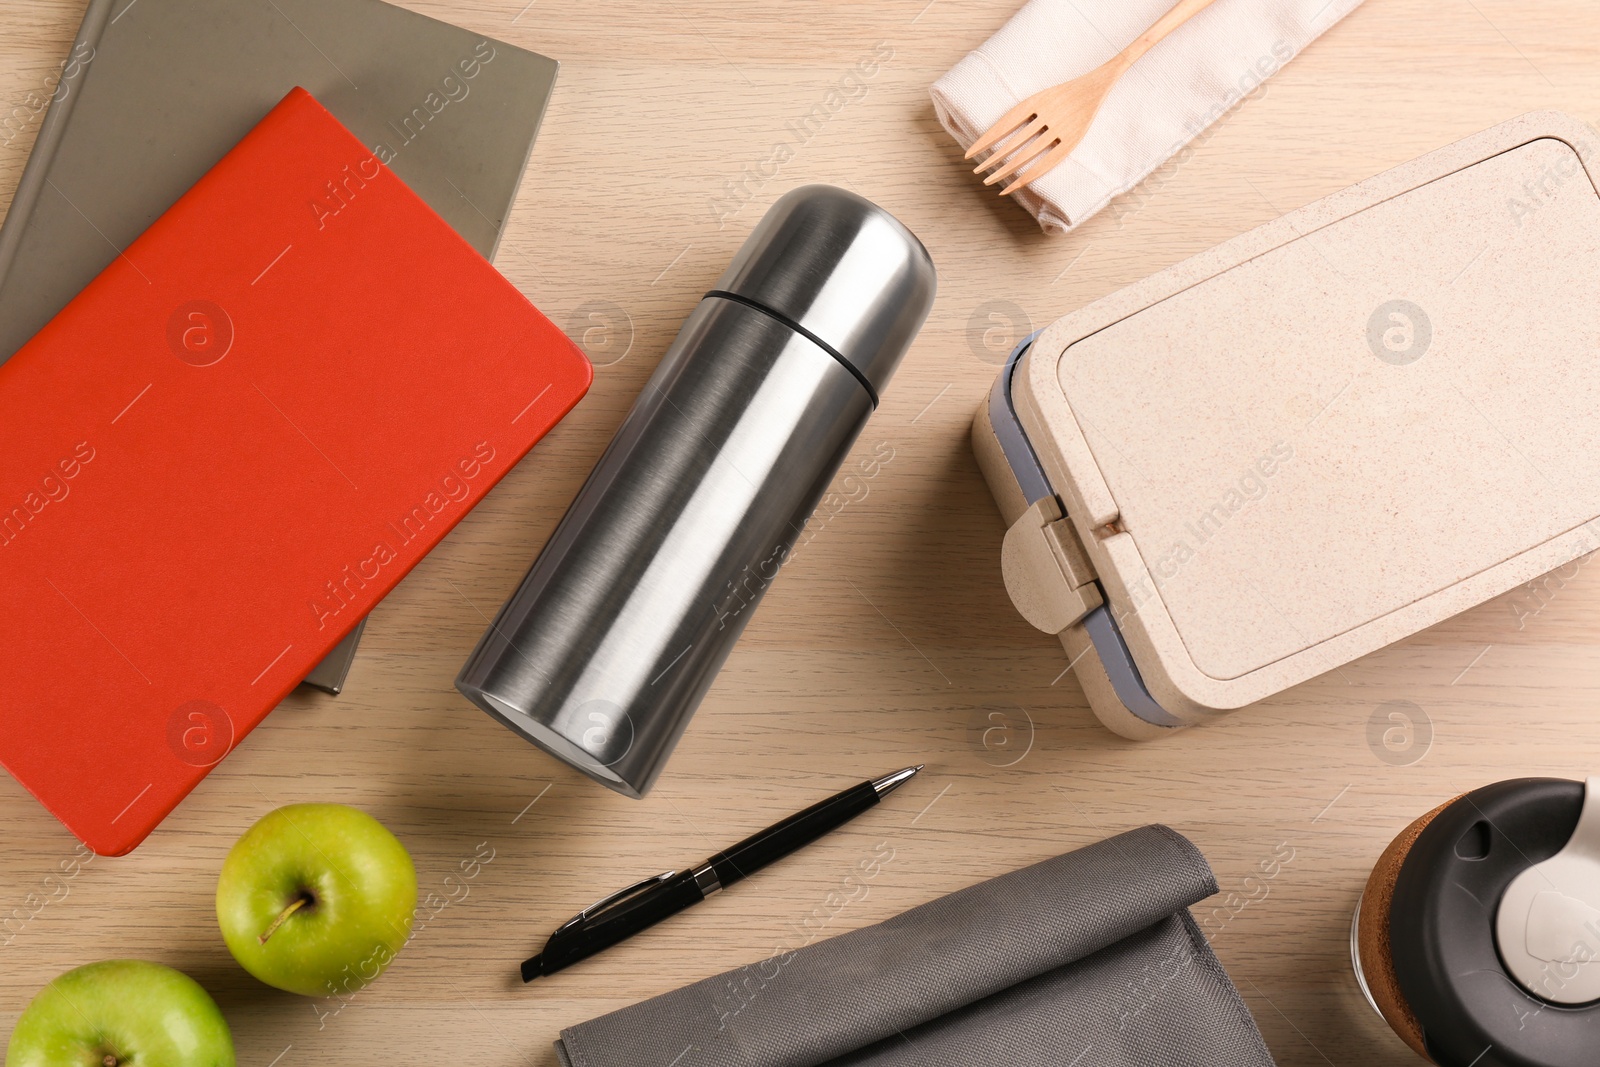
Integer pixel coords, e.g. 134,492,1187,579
966,110,1066,196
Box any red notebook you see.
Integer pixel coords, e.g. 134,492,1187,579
0,88,591,855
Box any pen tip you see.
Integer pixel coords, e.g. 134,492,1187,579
872,765,923,798
521,955,542,983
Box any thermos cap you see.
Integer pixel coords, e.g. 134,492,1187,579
1497,775,1600,1006
712,185,937,400
1387,777,1600,1065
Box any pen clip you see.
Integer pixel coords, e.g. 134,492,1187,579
561,870,679,932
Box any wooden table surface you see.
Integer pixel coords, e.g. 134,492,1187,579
4,1,1600,1063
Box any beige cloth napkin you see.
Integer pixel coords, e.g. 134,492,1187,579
932,0,1365,234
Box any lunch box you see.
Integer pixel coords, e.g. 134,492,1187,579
974,111,1600,738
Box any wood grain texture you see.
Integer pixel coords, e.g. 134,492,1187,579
2,1,1599,1064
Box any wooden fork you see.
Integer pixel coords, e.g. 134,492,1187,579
967,0,1222,195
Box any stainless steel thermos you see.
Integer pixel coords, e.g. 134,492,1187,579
455,186,936,797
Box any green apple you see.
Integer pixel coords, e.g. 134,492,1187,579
5,960,234,1067
215,804,416,998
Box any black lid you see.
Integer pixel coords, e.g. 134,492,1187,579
1389,778,1593,1067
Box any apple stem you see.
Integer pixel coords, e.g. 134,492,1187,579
102,1056,117,1067
259,895,310,945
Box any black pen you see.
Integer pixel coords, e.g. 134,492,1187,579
522,765,923,981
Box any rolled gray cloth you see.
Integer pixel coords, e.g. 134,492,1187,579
555,825,1275,1067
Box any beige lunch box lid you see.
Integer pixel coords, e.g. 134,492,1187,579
1001,110,1600,728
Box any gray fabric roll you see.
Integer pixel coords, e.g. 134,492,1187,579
555,825,1275,1067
